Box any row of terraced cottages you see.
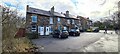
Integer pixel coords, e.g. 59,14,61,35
26,5,92,36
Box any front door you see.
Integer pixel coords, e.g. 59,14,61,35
38,26,44,35
45,27,49,35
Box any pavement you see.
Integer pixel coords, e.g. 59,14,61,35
32,32,104,52
81,30,118,52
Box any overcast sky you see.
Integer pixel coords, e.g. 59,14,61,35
1,0,119,21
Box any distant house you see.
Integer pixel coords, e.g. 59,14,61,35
77,16,87,30
64,11,80,31
26,5,80,36
77,16,92,31
86,18,93,29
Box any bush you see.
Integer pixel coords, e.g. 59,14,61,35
26,32,39,39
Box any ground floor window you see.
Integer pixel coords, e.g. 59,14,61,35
31,25,37,32
49,26,53,33
63,27,67,30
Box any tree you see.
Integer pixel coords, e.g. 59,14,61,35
93,21,104,30
2,5,25,52
93,19,114,30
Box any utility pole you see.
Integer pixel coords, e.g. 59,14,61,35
116,1,120,35
118,1,120,30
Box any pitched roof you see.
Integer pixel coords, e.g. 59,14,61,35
63,13,78,19
27,7,80,19
27,7,65,17
69,14,77,19
65,14,78,19
54,12,65,17
27,7,51,16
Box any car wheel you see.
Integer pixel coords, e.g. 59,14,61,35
59,35,61,38
53,35,55,38
66,36,68,38
73,34,75,36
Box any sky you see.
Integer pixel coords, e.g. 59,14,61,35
0,0,119,21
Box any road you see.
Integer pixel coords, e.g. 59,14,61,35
32,32,104,52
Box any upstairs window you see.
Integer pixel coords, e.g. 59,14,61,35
50,17,53,24
58,17,60,23
31,15,37,22
72,19,75,24
31,25,37,32
67,19,70,24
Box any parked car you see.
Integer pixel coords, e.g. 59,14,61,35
86,28,92,32
53,29,69,38
60,30,69,38
86,27,99,32
69,28,80,36
80,29,87,32
92,27,99,32
53,29,60,38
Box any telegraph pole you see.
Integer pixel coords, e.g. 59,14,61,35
118,1,120,30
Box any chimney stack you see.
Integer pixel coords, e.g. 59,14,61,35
26,5,29,11
50,6,54,15
66,11,69,18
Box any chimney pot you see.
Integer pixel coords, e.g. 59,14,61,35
66,11,69,18
26,5,29,11
50,6,54,15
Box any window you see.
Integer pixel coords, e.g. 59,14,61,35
72,19,75,24
64,27,67,30
31,25,36,32
50,17,53,24
31,15,37,22
58,17,60,23
58,26,60,30
67,19,70,24
49,26,53,33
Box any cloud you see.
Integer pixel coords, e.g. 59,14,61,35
1,0,119,21
26,0,77,14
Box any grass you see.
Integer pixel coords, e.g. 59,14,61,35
3,36,34,52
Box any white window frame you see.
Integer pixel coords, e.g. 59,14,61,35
58,17,60,23
49,26,53,33
67,19,70,24
31,15,37,23
64,27,67,30
50,17,53,24
31,25,37,32
72,19,75,24
90,22,92,25
38,26,41,33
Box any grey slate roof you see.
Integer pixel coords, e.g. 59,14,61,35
27,7,65,17
27,7,51,16
54,12,65,17
69,14,77,19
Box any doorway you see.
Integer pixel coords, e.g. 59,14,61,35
38,26,50,36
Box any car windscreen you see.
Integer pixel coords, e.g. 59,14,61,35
54,30,60,32
70,29,75,31
62,30,68,32
76,29,79,31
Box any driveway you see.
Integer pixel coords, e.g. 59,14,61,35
31,32,104,52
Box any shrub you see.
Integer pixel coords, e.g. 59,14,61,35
26,32,39,39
